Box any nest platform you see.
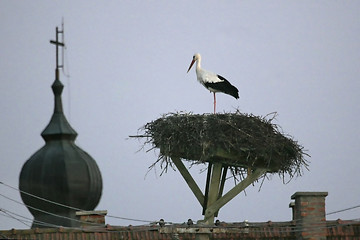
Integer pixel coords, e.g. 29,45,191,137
138,111,308,177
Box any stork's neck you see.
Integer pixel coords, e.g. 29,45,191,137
196,57,202,71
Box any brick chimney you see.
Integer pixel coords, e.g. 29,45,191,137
76,210,107,228
291,192,328,240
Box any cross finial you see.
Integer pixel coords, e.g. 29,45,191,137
50,24,65,79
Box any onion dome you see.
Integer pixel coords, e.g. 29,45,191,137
19,69,103,228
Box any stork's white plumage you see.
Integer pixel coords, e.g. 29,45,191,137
187,53,239,113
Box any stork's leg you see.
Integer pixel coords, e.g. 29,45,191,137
213,92,216,114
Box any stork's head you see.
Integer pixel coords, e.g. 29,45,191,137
193,53,201,61
187,53,201,73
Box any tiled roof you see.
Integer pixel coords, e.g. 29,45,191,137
1,220,360,240
326,219,360,238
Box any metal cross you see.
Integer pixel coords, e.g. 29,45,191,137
50,26,65,71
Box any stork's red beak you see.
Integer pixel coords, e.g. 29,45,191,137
187,59,195,73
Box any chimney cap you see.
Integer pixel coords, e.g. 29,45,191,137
291,191,328,199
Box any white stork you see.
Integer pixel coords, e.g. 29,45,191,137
187,53,239,113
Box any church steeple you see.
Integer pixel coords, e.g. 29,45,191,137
19,24,102,228
41,70,77,141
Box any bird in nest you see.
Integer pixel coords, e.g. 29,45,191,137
187,53,239,113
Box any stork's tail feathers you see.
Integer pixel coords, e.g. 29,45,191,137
227,85,239,99
215,74,239,99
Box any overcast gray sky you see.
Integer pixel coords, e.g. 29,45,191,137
1,1,360,230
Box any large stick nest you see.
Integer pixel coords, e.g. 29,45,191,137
134,111,309,179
